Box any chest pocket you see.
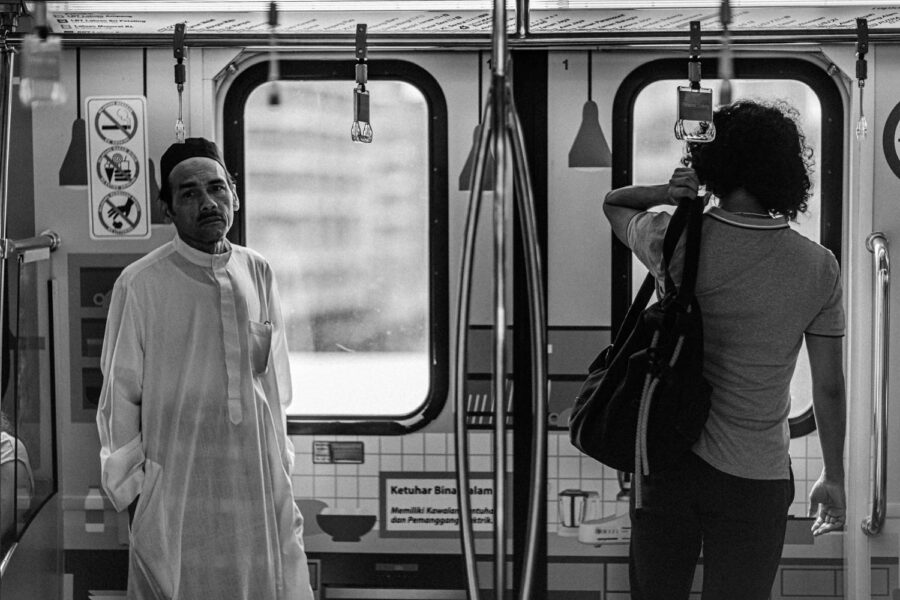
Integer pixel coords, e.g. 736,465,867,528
249,320,272,375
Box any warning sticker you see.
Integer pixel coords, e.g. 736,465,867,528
94,100,138,145
96,146,139,190
98,192,142,235
86,96,150,240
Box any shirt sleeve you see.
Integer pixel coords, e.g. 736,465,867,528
265,267,296,475
626,210,673,279
96,277,146,512
805,254,846,337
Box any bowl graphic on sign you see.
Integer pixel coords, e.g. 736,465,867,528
316,508,376,542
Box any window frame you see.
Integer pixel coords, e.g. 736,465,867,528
222,59,449,435
611,57,844,438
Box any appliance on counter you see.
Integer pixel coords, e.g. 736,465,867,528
557,489,602,536
558,472,633,545
578,513,632,545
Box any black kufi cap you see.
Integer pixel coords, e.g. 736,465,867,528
159,138,228,202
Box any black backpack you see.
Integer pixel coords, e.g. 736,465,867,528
569,197,711,506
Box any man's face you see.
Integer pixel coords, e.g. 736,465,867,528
165,157,239,252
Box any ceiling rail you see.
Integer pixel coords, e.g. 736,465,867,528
4,29,900,49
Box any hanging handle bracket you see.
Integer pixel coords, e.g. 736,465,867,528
688,21,702,91
856,17,869,84
173,22,186,85
355,23,368,62
173,22,187,142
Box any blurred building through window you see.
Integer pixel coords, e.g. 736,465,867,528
244,80,431,417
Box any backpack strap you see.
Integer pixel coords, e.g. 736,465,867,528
675,197,704,306
661,196,706,307
608,271,656,355
613,195,704,352
660,199,691,293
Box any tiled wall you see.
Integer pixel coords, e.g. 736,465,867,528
290,430,825,530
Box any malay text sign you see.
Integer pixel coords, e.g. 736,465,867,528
379,472,501,538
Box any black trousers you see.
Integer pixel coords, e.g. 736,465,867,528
629,452,794,600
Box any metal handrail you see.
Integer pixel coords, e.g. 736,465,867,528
862,232,889,536
452,89,547,600
452,1,548,593
0,230,62,259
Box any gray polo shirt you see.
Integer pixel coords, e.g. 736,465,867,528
627,206,845,480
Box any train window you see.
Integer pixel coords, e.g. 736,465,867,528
224,61,448,433
614,58,843,437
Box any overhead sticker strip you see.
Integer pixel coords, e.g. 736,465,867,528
86,96,151,240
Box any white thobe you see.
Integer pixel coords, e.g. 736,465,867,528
96,234,313,600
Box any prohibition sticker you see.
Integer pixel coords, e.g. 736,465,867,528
85,95,150,239
883,101,900,180
98,192,142,235
96,146,139,190
94,100,138,144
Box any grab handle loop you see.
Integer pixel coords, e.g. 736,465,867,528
855,18,869,141
173,22,186,142
675,21,716,143
351,23,373,143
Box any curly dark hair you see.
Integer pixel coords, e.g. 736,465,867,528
683,99,814,220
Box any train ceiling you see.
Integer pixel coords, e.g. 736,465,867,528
16,1,900,39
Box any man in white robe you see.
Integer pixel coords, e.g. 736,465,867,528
96,138,314,600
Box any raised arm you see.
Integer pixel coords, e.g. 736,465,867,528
603,167,699,245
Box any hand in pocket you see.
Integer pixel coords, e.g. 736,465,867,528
249,320,272,374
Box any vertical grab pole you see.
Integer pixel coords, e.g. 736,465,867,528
862,232,889,536
457,1,545,597
454,96,494,600
490,81,508,600
0,40,14,409
489,0,509,595
507,82,547,600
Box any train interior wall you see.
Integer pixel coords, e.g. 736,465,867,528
2,41,900,598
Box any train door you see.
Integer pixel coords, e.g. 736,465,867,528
547,48,898,598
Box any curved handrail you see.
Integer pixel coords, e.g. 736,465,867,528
862,232,889,536
452,74,547,600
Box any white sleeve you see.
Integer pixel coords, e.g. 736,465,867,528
266,268,295,474
96,278,145,513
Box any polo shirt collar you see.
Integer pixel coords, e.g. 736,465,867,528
173,233,232,268
707,206,790,230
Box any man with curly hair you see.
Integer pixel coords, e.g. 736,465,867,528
602,99,846,600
